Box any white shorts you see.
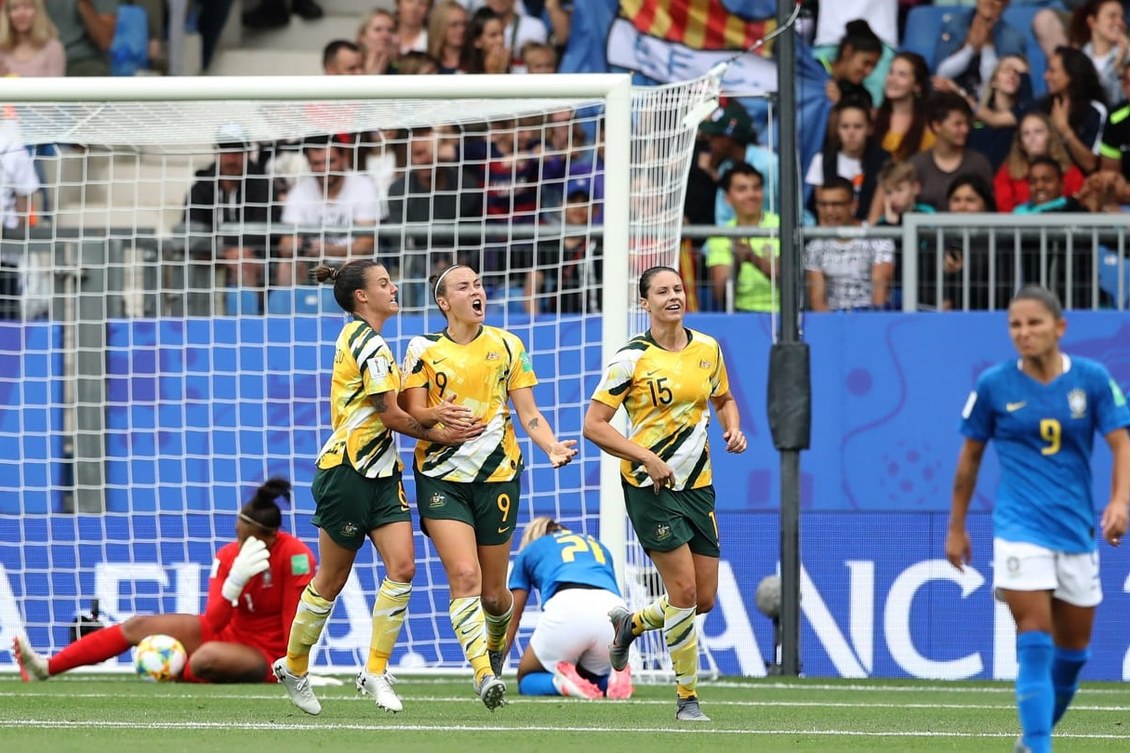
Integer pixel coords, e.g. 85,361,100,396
993,538,1102,608
528,587,627,676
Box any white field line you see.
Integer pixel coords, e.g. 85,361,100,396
0,719,1124,740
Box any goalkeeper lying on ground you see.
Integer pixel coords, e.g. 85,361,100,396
13,478,317,683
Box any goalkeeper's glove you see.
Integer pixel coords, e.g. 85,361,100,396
222,536,270,606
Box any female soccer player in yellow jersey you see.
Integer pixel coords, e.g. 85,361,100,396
399,264,578,711
583,265,746,722
274,260,483,717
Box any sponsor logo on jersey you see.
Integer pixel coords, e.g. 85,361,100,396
1006,401,1026,412
291,554,310,576
1068,389,1087,419
429,492,447,508
520,352,533,372
656,523,671,541
700,360,712,369
486,352,499,361
341,522,359,537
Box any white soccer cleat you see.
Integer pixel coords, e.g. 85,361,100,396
356,670,403,713
12,635,48,682
675,696,711,722
473,672,507,711
272,658,322,715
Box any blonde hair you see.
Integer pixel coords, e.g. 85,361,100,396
427,0,467,64
518,516,565,551
0,0,58,52
978,55,1027,113
878,159,918,188
1005,111,1074,181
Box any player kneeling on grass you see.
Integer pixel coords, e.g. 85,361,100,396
13,478,316,684
503,517,633,700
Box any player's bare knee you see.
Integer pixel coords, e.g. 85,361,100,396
696,594,715,614
386,560,415,584
313,569,350,601
446,563,481,596
120,615,158,643
481,590,510,615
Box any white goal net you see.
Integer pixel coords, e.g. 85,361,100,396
0,72,720,678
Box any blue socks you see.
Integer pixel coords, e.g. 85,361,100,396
517,672,559,696
1051,646,1089,726
1016,631,1054,753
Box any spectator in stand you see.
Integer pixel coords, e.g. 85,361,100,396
357,8,399,76
520,40,557,74
323,40,364,76
428,0,469,74
704,163,780,313
805,176,895,312
464,6,509,73
1071,0,1129,106
873,52,935,162
1036,46,1109,174
242,0,323,29
874,161,935,309
805,100,889,222
0,0,65,77
482,0,546,74
526,184,600,314
933,0,1027,102
542,0,570,52
995,111,1085,212
44,0,114,76
0,124,40,232
909,91,995,210
1014,156,1089,213
696,100,779,220
386,126,484,308
1099,60,1130,181
812,0,898,107
966,55,1034,169
277,137,381,287
396,0,431,55
398,51,439,74
942,173,1008,310
820,19,883,109
184,124,278,302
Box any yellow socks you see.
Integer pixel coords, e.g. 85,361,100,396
286,584,334,676
484,598,513,654
450,596,493,683
367,578,412,675
664,601,698,699
634,593,670,636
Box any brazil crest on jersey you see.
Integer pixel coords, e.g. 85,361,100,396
508,530,621,602
402,325,537,482
315,318,404,478
960,354,1130,553
590,328,729,490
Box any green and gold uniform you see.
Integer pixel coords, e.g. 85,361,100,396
590,328,730,555
312,317,409,550
402,325,537,544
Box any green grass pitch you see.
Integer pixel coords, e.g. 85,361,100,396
2,674,1128,752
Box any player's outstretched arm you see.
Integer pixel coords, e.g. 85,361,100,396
509,387,577,468
946,438,985,571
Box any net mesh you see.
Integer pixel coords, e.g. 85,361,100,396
0,73,721,677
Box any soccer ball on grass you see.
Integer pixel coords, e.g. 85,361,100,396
134,633,187,682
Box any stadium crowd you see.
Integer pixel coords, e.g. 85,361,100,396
1,0,1128,315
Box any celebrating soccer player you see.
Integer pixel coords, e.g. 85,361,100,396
273,261,483,716
582,265,746,722
399,264,577,711
13,478,315,684
503,516,633,700
946,285,1130,753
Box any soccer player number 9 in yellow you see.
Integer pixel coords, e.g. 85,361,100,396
1040,418,1061,456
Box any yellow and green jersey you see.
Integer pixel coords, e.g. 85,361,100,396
591,328,729,490
315,318,404,479
402,325,538,483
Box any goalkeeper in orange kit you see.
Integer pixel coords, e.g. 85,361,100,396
13,478,316,684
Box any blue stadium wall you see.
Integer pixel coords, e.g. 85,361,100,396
3,312,1130,679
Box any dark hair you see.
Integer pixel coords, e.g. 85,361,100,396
1011,284,1063,320
240,477,290,531
927,90,973,125
720,161,764,192
825,100,874,154
836,19,883,61
323,39,360,69
314,260,385,312
817,175,855,198
874,52,931,162
945,172,997,212
638,265,680,298
1050,46,1109,118
1068,0,1122,48
463,7,503,73
1028,154,1063,177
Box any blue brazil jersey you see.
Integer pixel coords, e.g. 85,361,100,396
960,355,1130,553
508,530,621,601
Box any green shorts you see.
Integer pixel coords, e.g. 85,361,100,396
311,465,410,551
414,472,521,547
621,481,719,557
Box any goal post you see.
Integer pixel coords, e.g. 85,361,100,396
0,70,721,677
